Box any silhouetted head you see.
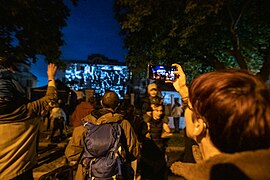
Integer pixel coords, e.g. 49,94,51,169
101,91,120,110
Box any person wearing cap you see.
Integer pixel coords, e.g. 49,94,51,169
0,57,58,179
141,83,171,141
142,83,161,114
142,83,163,121
140,101,170,180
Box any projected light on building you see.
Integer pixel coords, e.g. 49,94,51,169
63,63,129,99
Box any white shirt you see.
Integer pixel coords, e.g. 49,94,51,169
50,107,66,121
171,104,183,117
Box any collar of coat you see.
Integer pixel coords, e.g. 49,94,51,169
82,108,124,125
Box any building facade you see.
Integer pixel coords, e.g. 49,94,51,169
60,55,130,99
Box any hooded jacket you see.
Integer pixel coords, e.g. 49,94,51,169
0,67,57,179
170,148,270,179
71,101,94,128
65,108,140,180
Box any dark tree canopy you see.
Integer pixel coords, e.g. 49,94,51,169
114,0,270,82
0,0,78,64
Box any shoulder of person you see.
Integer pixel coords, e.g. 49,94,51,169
119,118,132,126
72,125,87,140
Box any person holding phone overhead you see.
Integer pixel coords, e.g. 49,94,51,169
169,63,270,179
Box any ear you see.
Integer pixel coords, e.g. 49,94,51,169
193,118,206,137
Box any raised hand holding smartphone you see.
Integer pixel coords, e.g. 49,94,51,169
168,64,189,100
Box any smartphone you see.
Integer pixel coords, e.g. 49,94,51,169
148,65,176,81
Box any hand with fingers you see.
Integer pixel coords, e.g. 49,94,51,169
47,63,57,81
167,63,189,101
47,63,58,87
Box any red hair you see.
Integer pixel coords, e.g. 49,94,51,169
189,69,270,153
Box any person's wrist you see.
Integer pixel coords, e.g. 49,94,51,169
48,74,54,78
178,84,187,91
182,96,188,100
180,84,187,88
48,77,55,81
48,78,56,87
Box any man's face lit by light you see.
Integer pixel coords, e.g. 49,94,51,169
149,89,157,97
153,105,163,120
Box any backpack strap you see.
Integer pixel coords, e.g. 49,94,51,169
80,122,94,178
111,122,123,177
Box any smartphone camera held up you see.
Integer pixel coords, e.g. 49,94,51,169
148,65,176,81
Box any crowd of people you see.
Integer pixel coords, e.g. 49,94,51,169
0,57,269,179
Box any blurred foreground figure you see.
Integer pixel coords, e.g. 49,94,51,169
170,64,270,179
0,57,57,179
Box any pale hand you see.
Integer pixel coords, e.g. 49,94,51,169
47,63,57,80
171,63,189,98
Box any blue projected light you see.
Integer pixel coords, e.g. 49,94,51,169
148,65,176,81
64,63,129,99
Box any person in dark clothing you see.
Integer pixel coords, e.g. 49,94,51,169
142,83,163,123
140,102,169,180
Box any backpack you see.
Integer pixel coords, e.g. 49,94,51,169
80,121,132,179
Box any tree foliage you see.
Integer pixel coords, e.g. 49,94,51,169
0,0,78,64
114,0,270,82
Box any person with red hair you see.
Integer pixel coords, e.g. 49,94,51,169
170,64,270,179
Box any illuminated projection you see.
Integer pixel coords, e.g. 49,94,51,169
64,63,129,99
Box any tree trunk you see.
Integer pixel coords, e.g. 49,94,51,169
257,45,270,82
207,54,226,70
229,30,248,70
227,0,250,70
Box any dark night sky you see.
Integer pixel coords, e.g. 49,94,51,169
32,0,127,87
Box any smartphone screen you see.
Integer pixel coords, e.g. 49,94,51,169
148,65,176,81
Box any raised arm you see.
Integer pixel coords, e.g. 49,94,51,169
27,63,58,117
172,63,189,103
47,63,57,87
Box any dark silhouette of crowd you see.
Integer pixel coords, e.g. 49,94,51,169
1,55,270,180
